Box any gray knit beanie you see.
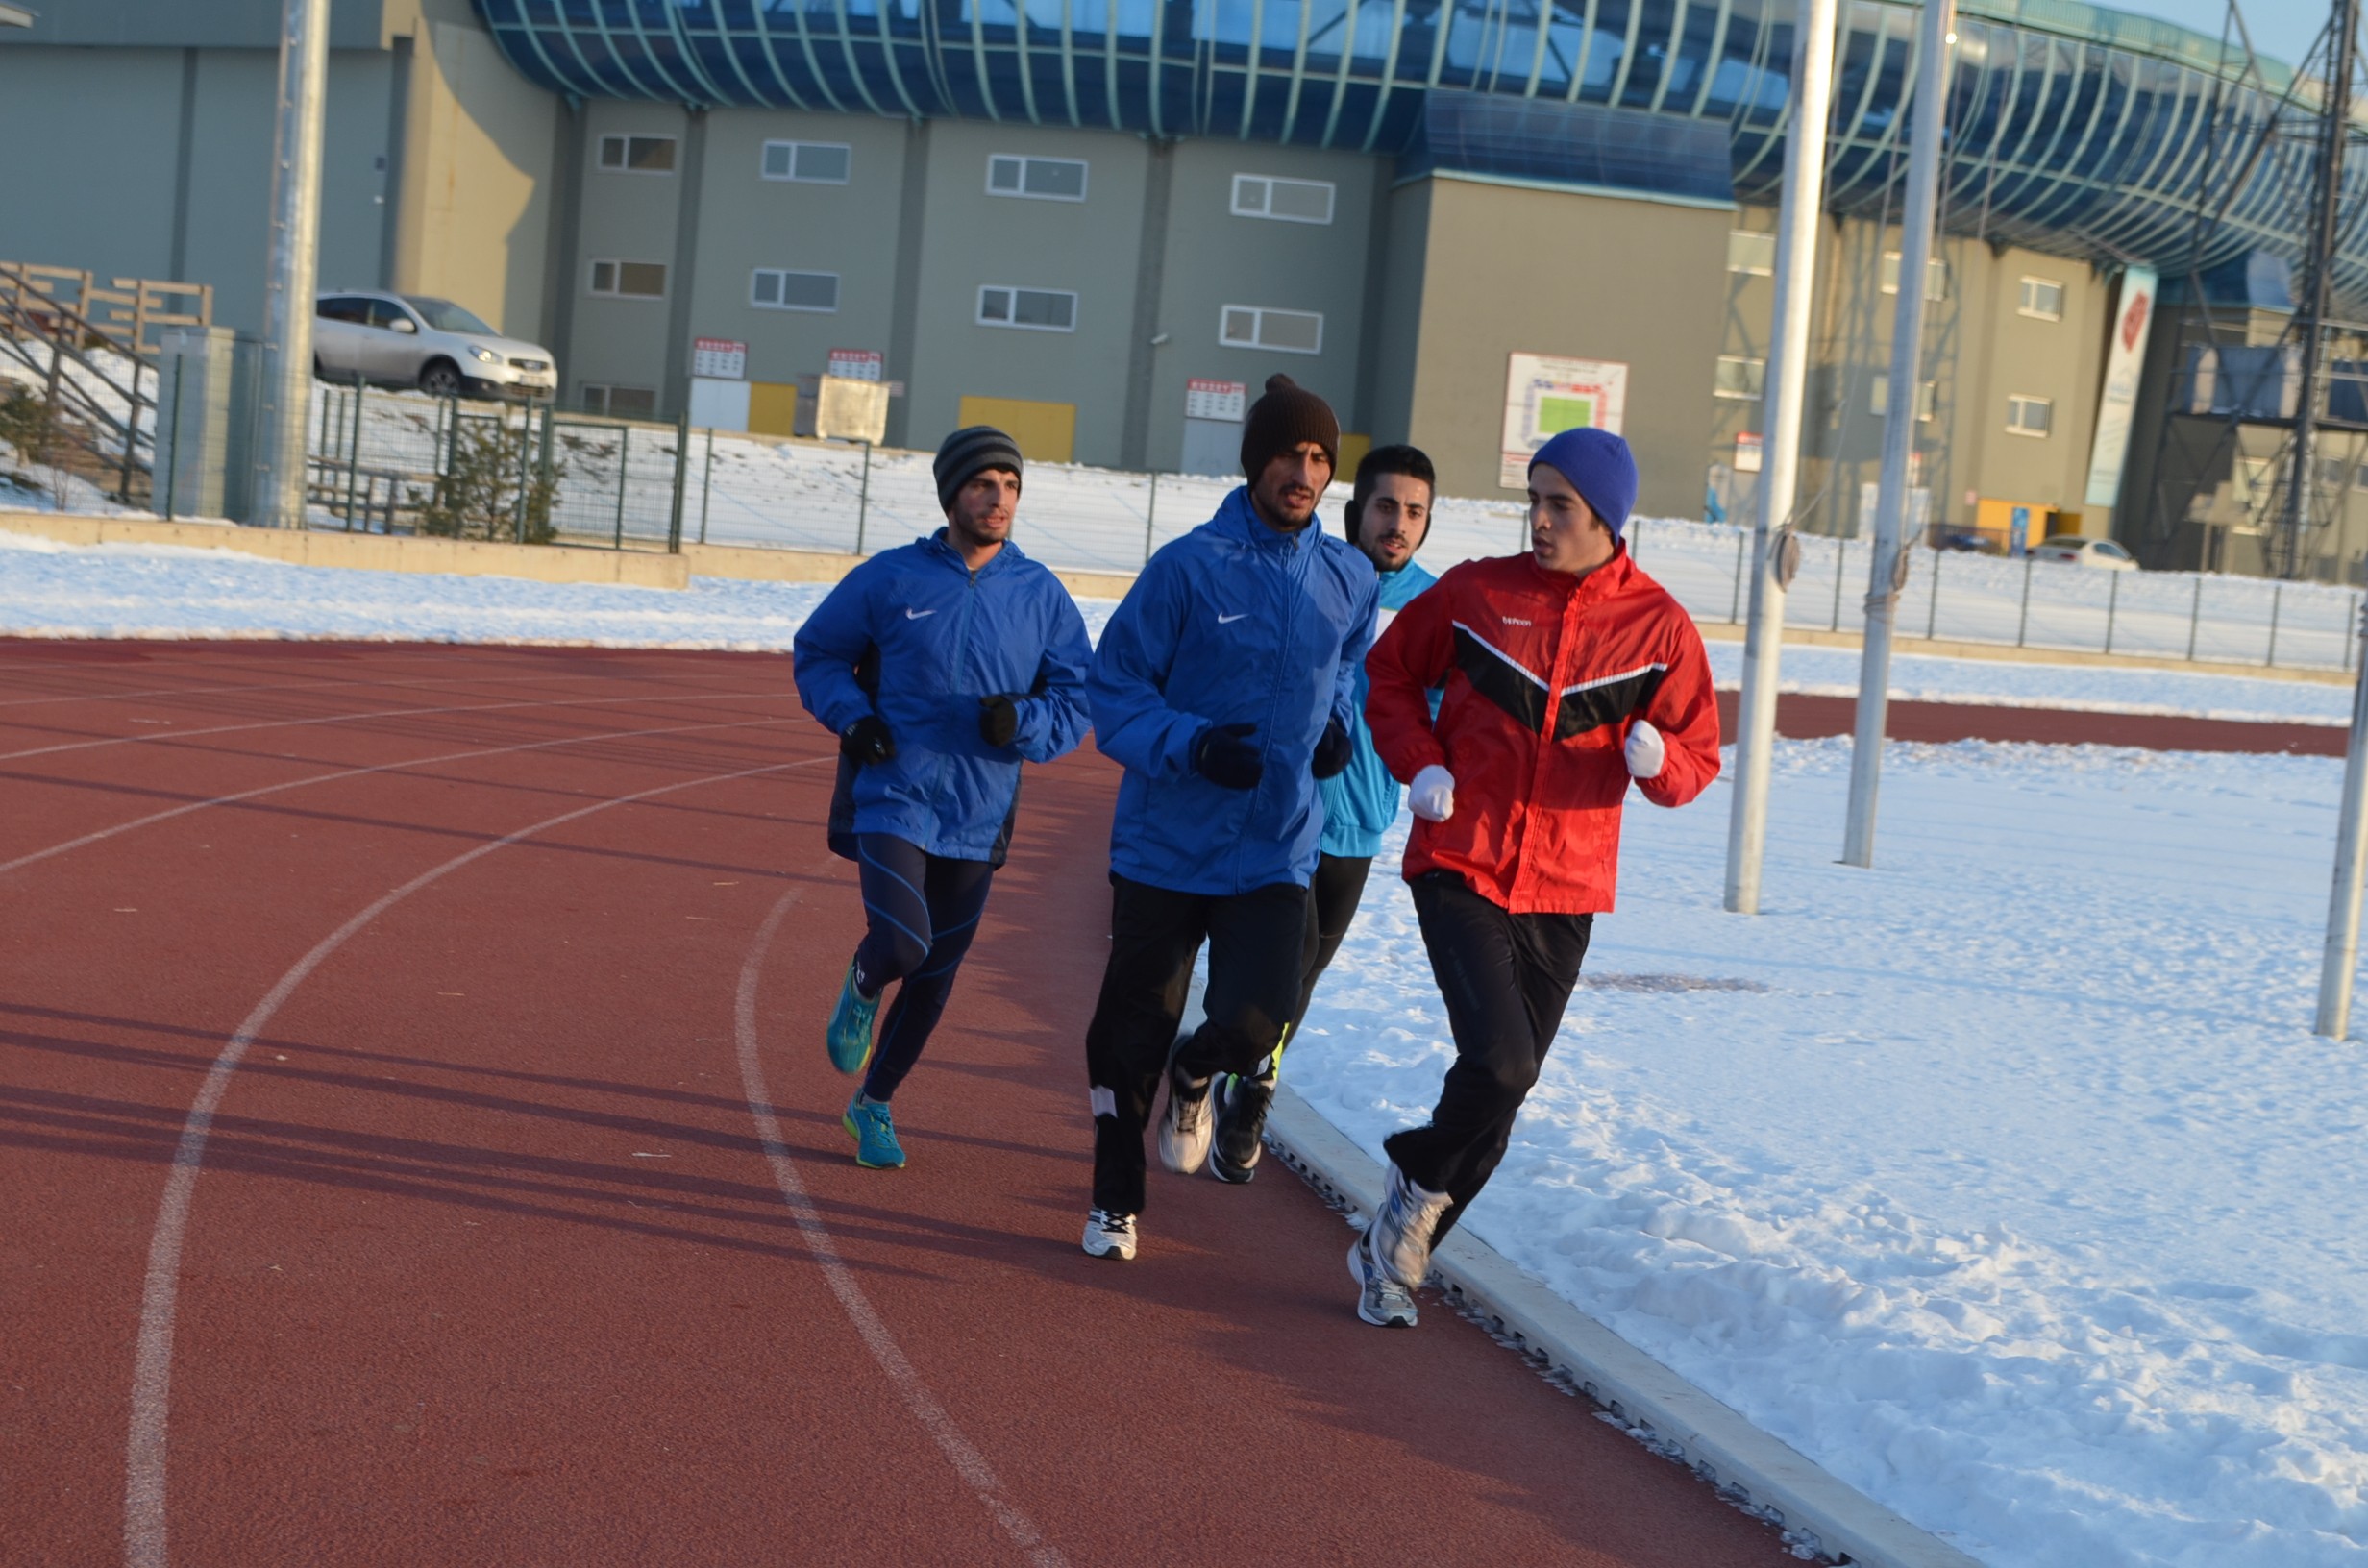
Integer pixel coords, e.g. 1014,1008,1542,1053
933,426,1024,512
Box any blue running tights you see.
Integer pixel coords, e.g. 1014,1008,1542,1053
851,833,996,1103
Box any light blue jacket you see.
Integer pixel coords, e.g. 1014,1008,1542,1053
1319,559,1437,858
1088,486,1379,895
793,532,1091,865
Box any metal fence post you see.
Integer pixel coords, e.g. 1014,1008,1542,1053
1830,538,1846,631
612,424,629,551
162,357,185,522
1925,546,1941,639
2352,593,2363,674
513,404,533,544
118,358,143,505
2267,580,2284,667
666,407,690,554
854,440,873,554
1145,472,1160,566
1730,530,1745,623
2103,569,2120,655
2016,555,2035,646
342,378,364,529
536,403,557,537
2186,575,2204,660
698,426,715,545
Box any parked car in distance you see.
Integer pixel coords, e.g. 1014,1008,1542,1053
1936,530,1999,554
2029,534,2138,571
312,291,556,401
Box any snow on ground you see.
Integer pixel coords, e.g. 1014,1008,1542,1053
1289,745,2368,1566
0,530,2354,725
7,530,2368,1563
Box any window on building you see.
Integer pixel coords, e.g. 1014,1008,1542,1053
1726,231,1776,276
1219,305,1323,355
2018,276,2065,320
1879,251,1948,301
752,268,840,312
2006,394,2054,436
986,155,1088,201
761,140,851,184
1231,174,1335,224
582,383,658,419
1714,355,1766,400
588,260,668,299
977,285,1078,331
1870,378,1937,420
597,135,677,174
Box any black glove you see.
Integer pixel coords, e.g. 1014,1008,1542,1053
1311,716,1353,779
979,694,1022,747
1192,723,1263,791
840,714,895,766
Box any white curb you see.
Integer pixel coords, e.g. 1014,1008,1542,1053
1263,1084,1986,1568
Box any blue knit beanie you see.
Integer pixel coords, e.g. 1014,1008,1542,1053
1529,428,1640,540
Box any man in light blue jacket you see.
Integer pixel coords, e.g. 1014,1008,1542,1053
1209,443,1439,1185
1079,376,1379,1260
793,426,1092,1170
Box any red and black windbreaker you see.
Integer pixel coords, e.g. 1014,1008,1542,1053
1364,549,1719,915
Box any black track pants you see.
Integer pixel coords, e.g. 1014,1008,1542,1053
1283,852,1375,1044
1084,875,1309,1215
1383,871,1592,1242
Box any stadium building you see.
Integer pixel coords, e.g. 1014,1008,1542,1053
2,0,2362,572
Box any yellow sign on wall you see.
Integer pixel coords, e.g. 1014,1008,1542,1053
748,381,799,438
957,396,1076,464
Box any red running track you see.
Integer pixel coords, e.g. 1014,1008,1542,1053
2,642,1799,1567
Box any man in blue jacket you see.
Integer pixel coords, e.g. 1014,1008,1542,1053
793,426,1093,1170
1208,443,1439,1185
1079,376,1379,1260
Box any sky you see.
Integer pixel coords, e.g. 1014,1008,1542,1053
2107,0,2329,74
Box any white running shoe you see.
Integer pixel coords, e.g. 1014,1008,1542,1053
1369,1164,1452,1288
1081,1208,1138,1261
1155,1037,1216,1175
1348,1226,1418,1328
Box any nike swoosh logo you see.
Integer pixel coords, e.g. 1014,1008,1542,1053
904,608,936,620
1217,612,1247,625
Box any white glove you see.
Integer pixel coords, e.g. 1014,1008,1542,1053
1409,764,1456,822
1623,719,1665,780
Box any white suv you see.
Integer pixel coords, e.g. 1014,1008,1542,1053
312,291,556,401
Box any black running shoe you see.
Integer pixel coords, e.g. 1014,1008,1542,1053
1208,1071,1273,1184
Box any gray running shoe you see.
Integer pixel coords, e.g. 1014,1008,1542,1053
1081,1208,1138,1261
1348,1226,1418,1328
1155,1036,1215,1175
1369,1163,1452,1288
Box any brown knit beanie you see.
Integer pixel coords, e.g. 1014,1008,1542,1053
1239,375,1340,481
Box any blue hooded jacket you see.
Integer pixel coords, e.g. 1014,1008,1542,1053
1318,559,1437,858
1089,486,1379,895
794,532,1092,865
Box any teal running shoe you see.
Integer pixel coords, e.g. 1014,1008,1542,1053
842,1092,906,1169
826,958,881,1075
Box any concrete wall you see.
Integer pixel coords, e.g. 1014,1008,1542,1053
1395,177,1733,515
1140,139,1385,466
0,43,395,331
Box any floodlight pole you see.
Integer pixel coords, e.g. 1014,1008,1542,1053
2312,0,2364,1038
1724,0,1840,915
252,0,332,529
1840,0,1955,869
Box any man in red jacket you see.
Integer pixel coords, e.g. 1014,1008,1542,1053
1353,427,1720,1328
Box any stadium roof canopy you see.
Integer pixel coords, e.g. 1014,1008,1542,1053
479,0,2368,309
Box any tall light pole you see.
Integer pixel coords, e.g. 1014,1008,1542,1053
251,0,332,529
2310,0,2364,1037
1840,0,1955,869
1724,0,1840,915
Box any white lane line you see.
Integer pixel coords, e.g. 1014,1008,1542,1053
123,757,822,1568
733,890,1069,1568
0,685,792,766
0,709,790,881
0,664,641,712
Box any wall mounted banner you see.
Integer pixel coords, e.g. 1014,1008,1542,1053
1501,353,1628,489
2083,266,2157,509
827,348,885,382
691,337,747,380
